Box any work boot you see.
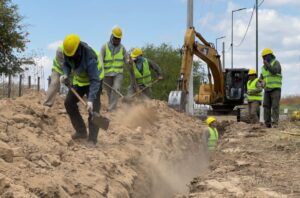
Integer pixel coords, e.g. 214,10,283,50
272,123,278,128
71,132,87,140
265,123,272,128
86,139,97,148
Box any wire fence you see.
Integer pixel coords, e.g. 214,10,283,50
0,64,45,99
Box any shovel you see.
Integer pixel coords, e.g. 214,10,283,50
103,81,124,98
123,79,160,102
69,86,110,130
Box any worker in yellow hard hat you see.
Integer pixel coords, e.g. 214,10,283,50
259,48,282,128
202,116,219,151
127,47,163,98
246,69,263,123
99,26,129,111
61,34,104,146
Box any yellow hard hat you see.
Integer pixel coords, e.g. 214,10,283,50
112,26,123,38
248,69,256,75
261,48,273,57
131,48,143,58
206,116,216,125
63,34,80,57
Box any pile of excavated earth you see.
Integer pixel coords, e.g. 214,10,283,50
0,91,299,198
0,91,208,198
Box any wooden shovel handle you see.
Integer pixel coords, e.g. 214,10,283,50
69,87,87,107
129,79,160,98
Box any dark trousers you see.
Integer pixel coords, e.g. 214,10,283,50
263,89,281,126
64,85,102,142
248,101,260,123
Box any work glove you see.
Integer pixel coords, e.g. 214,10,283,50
60,75,69,85
87,101,93,112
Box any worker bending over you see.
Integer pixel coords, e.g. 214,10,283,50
247,69,263,123
60,34,104,146
100,26,129,111
260,48,282,128
128,48,163,98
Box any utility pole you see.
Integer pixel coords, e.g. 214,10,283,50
215,36,225,53
256,0,258,73
187,0,194,115
222,42,225,70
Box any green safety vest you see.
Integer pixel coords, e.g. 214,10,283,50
208,127,219,151
103,43,124,74
72,49,104,87
247,78,262,101
133,58,152,86
261,59,282,89
52,45,64,75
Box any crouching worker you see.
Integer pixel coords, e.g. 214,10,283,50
202,116,219,152
61,34,104,146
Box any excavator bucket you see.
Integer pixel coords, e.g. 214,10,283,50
168,91,186,112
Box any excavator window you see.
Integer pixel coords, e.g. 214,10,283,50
225,71,244,101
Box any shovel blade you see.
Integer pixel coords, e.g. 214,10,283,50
91,112,110,130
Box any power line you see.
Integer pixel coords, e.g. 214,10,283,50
234,4,255,47
258,0,265,7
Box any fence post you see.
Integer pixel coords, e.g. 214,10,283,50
28,76,31,89
19,75,22,97
8,74,11,98
47,75,51,87
37,77,40,91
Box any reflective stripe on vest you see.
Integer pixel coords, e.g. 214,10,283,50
72,49,104,87
104,43,124,74
247,78,262,101
52,46,63,75
133,58,152,86
261,59,282,89
208,127,219,151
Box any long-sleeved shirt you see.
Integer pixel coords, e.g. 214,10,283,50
56,47,64,67
62,42,101,102
99,36,129,77
259,59,282,91
128,57,162,86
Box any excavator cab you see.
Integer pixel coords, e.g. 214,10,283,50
224,68,248,103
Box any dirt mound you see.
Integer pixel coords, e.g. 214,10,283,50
187,121,300,197
0,91,208,197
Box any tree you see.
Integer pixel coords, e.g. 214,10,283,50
121,43,205,101
0,0,32,75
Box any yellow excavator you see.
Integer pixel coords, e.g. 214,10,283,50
168,28,249,113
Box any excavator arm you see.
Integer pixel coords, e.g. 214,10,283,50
168,28,224,111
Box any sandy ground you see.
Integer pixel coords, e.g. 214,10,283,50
0,91,208,197
187,120,300,198
0,91,299,197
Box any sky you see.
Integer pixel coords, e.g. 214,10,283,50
14,0,300,96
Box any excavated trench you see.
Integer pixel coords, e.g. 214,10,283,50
0,92,210,197
130,128,209,198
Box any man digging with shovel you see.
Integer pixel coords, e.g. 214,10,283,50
127,48,163,99
60,34,106,147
